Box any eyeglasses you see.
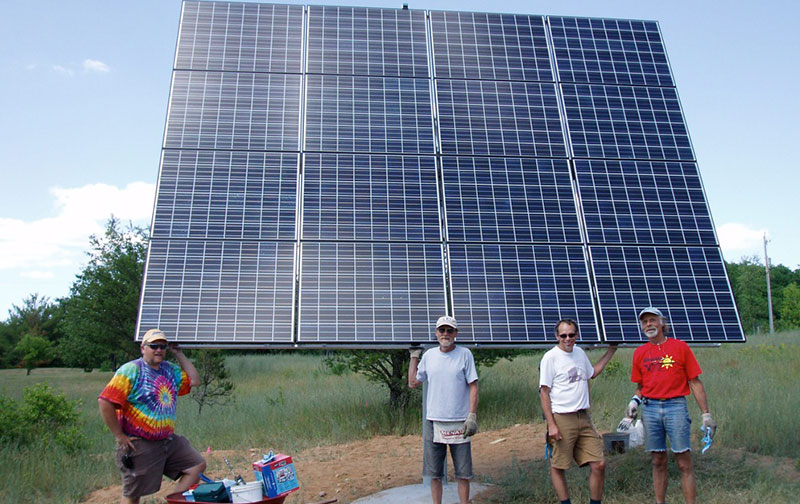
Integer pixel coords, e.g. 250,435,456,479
146,343,168,350
437,327,456,334
557,333,577,339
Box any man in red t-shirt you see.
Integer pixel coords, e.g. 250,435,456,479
625,307,716,504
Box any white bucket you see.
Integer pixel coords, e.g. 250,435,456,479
230,481,263,503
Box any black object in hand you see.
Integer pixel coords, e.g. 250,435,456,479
121,452,134,469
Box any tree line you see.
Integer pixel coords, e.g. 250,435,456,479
1,217,798,373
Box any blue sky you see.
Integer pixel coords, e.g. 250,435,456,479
1,0,798,317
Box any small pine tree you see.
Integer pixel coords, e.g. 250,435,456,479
189,349,235,414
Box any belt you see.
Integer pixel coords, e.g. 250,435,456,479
642,396,683,404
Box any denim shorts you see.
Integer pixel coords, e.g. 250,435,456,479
641,396,692,453
423,420,473,480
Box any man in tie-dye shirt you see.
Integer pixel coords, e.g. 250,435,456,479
99,329,206,504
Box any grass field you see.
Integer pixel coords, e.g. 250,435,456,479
0,332,798,503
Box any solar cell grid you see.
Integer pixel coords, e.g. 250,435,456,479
430,11,552,82
306,5,429,77
437,79,566,157
304,75,435,154
153,150,298,240
442,157,581,243
575,160,716,245
448,244,598,342
562,83,693,160
298,242,447,342
165,71,302,151
177,1,303,73
139,239,295,341
591,246,740,342
302,154,440,241
549,16,672,87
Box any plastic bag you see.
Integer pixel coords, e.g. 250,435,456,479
617,416,645,448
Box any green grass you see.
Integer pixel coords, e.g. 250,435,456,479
1,332,798,503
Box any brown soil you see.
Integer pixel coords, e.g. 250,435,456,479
80,425,800,504
80,423,546,504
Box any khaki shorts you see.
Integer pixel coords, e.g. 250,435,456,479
116,434,205,498
548,410,604,469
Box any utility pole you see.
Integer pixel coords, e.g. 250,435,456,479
764,234,775,334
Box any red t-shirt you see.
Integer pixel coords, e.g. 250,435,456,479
631,338,702,399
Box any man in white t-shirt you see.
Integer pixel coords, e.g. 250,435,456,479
539,319,617,504
409,315,478,504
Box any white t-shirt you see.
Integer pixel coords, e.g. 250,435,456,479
416,345,478,422
538,345,593,414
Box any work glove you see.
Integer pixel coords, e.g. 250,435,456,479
701,412,717,439
462,413,478,438
409,348,422,360
626,395,642,419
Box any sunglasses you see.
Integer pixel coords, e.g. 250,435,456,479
557,333,577,339
146,343,168,350
437,327,456,334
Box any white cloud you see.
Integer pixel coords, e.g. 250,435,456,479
717,222,767,261
51,65,74,77
83,59,110,73
0,182,155,275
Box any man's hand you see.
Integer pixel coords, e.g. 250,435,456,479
702,412,717,438
462,413,478,438
409,348,422,360
114,432,137,452
627,395,642,418
547,422,562,441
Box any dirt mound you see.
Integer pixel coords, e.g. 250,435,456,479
81,423,546,503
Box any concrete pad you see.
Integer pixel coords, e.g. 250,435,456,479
351,482,489,503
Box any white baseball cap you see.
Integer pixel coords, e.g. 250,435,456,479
435,315,458,330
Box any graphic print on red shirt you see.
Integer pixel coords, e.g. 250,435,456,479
631,338,702,399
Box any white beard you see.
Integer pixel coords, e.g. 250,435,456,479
644,328,658,338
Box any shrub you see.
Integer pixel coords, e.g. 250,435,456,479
0,382,87,452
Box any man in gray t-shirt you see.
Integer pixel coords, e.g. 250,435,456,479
409,315,478,504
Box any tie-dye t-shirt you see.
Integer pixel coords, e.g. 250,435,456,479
99,358,191,440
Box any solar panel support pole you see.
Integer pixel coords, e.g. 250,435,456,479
764,234,775,334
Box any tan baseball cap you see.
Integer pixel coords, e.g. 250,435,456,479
435,315,458,329
141,328,169,345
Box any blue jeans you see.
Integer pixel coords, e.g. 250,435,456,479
641,396,692,453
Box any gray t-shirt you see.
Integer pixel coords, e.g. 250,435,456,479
416,345,478,422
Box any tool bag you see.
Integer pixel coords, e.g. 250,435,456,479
191,482,229,502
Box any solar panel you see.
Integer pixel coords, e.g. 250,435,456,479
441,157,581,243
298,242,447,342
590,246,741,342
448,244,597,342
137,2,744,345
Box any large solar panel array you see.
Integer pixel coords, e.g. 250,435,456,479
137,1,743,345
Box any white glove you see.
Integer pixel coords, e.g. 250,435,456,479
462,413,478,438
617,416,634,432
409,348,422,360
627,396,642,419
701,412,716,438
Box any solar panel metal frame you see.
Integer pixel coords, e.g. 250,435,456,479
135,2,744,347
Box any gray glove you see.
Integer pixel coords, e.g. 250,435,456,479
627,395,642,419
702,412,716,438
409,348,422,360
462,413,478,438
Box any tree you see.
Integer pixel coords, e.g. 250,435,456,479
324,348,519,411
1,294,64,368
58,216,147,369
778,283,800,329
15,334,54,375
726,256,768,334
189,349,235,414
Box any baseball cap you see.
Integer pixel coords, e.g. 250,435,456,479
435,315,458,330
141,328,169,345
638,307,665,320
